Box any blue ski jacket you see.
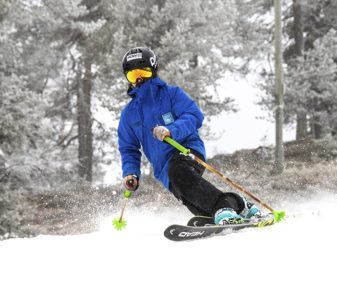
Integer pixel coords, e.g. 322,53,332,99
118,77,206,190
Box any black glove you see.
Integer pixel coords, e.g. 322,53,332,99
122,174,139,191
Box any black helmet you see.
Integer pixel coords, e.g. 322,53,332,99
122,47,158,76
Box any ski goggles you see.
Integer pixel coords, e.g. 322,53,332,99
126,67,152,83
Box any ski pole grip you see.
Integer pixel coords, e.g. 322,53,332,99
164,137,190,156
150,128,190,156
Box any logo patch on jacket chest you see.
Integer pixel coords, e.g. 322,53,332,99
162,112,174,125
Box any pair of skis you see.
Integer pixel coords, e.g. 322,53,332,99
164,214,276,241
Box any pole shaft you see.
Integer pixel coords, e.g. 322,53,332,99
192,155,274,212
119,198,128,222
164,137,275,213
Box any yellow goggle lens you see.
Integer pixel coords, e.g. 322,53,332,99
126,67,152,83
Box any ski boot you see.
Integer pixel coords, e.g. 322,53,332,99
240,196,261,219
214,208,241,225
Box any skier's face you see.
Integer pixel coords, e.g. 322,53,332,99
132,78,147,88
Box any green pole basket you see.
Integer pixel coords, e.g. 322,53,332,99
112,190,132,231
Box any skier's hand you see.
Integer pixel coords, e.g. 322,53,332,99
122,174,139,191
153,126,171,141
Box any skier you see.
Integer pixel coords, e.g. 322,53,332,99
118,46,260,225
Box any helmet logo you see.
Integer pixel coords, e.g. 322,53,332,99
150,56,157,67
126,53,142,62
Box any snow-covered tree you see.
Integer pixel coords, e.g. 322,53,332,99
96,0,272,115
258,0,337,139
286,29,337,138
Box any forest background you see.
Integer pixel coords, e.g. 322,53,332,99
1,0,336,238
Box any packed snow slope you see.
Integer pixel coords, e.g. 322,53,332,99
1,192,336,288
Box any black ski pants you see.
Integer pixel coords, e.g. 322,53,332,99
168,149,244,217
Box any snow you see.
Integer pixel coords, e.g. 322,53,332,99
1,193,336,288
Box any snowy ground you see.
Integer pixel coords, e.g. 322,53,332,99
1,192,336,288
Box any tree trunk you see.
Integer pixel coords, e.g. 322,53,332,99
293,0,308,140
332,124,337,136
313,116,323,139
293,0,304,56
274,0,284,174
296,109,307,140
77,56,93,182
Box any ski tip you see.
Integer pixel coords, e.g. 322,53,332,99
272,210,286,223
112,218,127,231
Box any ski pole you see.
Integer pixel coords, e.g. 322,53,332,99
112,190,132,230
164,137,285,222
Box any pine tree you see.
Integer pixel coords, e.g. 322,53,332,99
293,0,307,140
258,0,337,139
286,29,337,138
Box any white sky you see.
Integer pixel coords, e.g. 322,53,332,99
205,75,295,157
